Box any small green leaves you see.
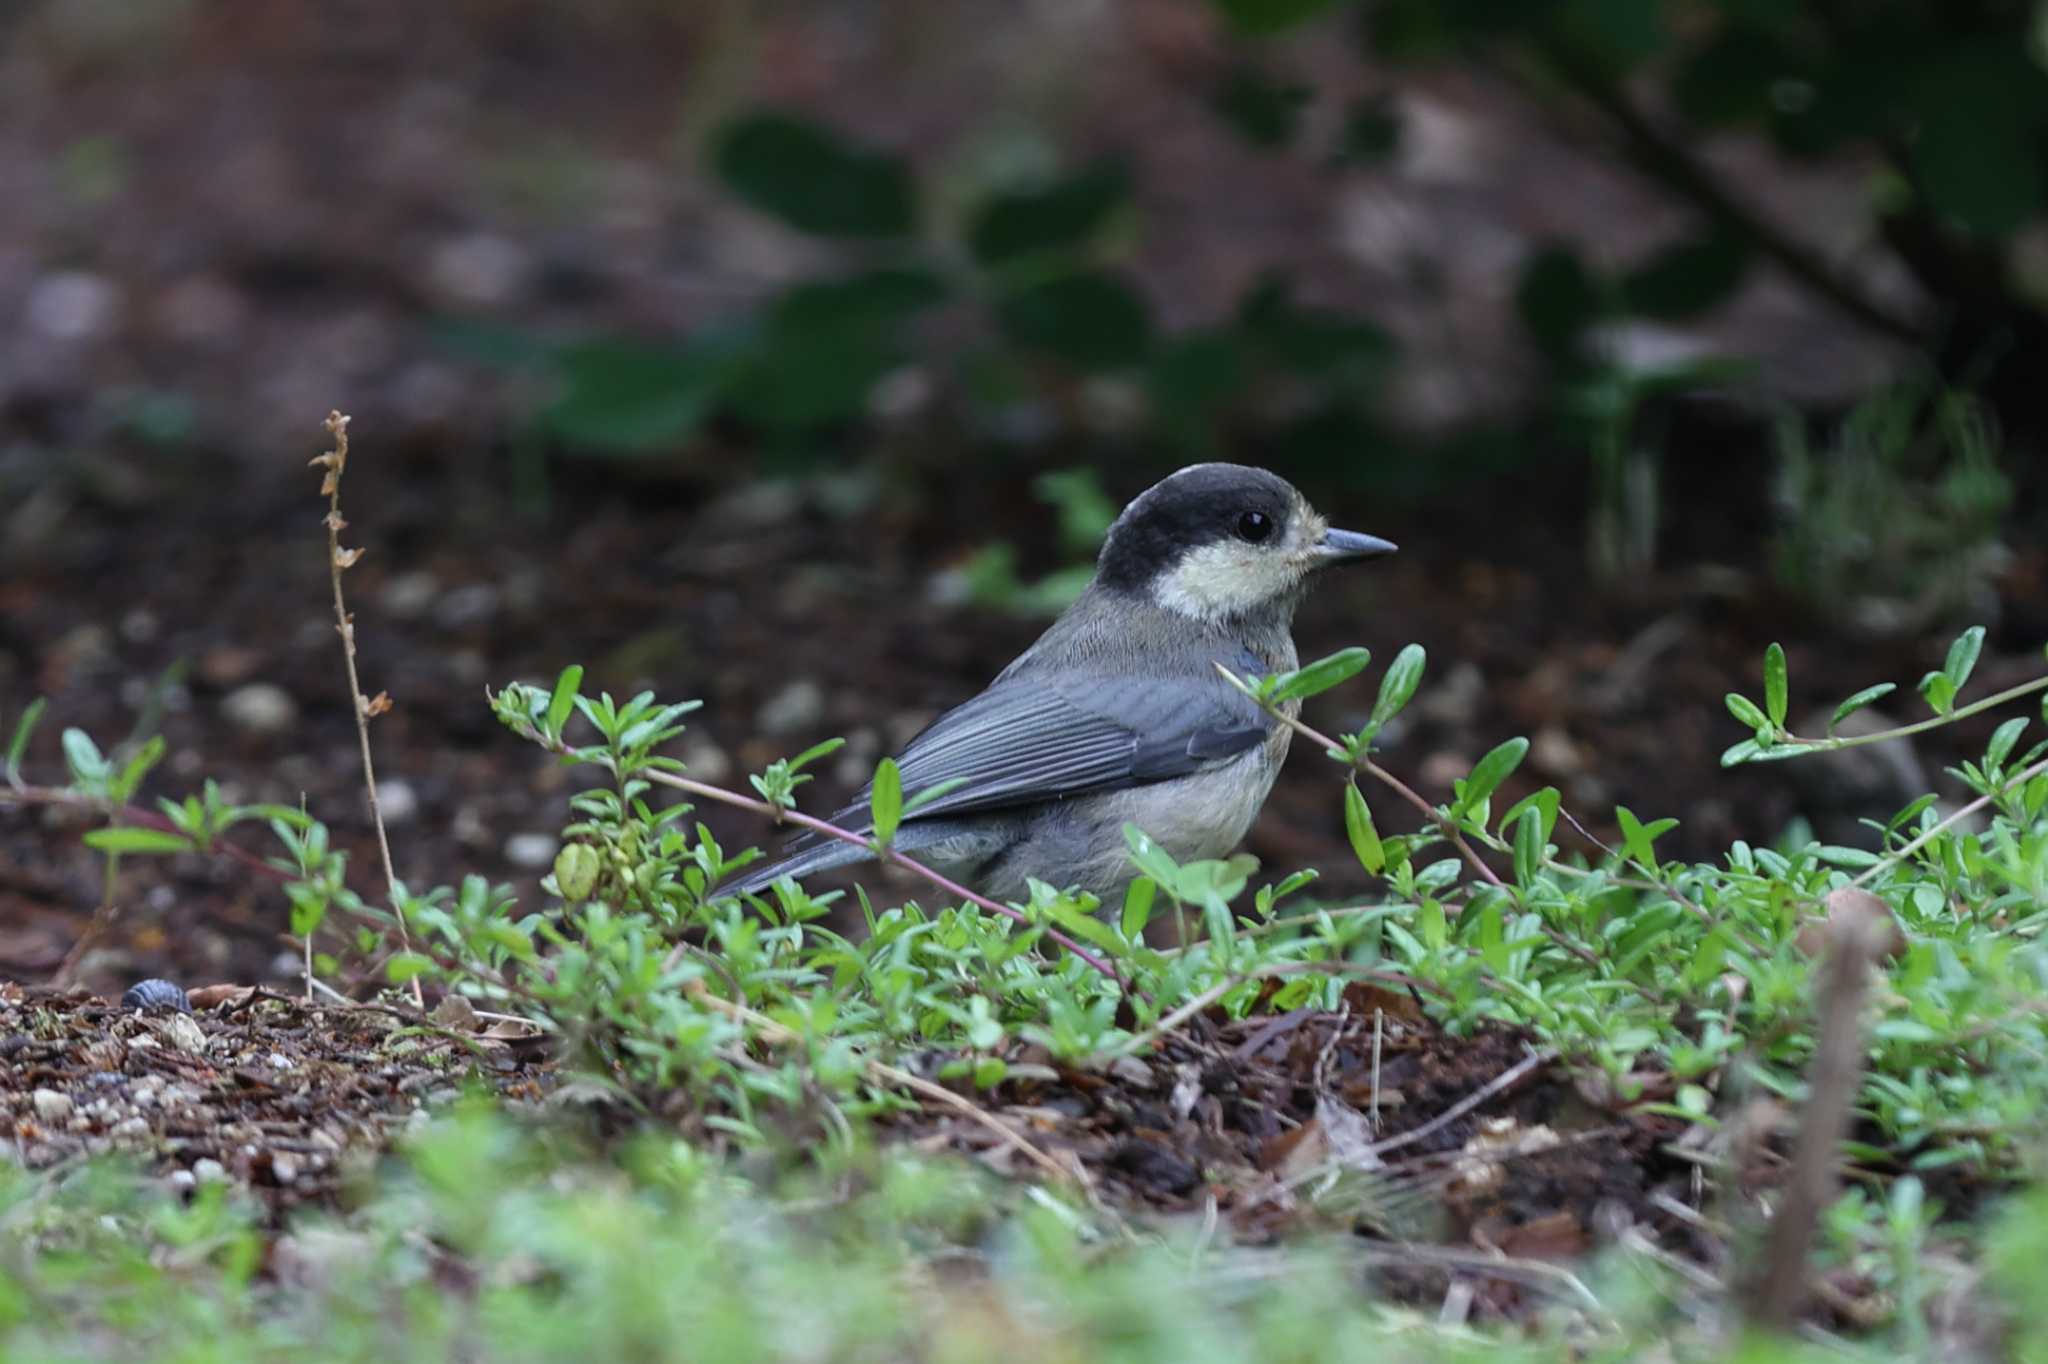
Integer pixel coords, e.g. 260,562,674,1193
1921,626,1987,716
1614,805,1678,877
1830,682,1897,735
713,113,914,239
1763,642,1788,729
967,162,1130,269
869,757,904,850
1372,645,1426,729
1269,647,1371,704
1512,807,1545,887
1343,782,1384,874
4,697,45,786
1725,693,1769,732
996,271,1153,371
1210,0,1341,36
1120,877,1157,939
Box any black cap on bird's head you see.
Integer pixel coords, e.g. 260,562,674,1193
1094,464,1395,622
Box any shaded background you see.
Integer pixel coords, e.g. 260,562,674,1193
3,0,2047,992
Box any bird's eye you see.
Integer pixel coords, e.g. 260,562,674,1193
1235,510,1273,543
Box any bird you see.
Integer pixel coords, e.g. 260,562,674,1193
719,463,1395,907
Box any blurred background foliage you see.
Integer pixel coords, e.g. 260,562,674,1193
5,0,2047,602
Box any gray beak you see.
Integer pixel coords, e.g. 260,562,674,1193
1315,527,1398,562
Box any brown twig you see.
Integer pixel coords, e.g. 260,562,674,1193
1742,887,1895,1332
1361,1046,1554,1160
310,411,422,1009
628,768,1126,986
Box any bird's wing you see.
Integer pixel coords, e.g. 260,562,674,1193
833,670,1271,829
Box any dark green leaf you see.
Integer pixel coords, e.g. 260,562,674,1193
1516,245,1604,352
1829,682,1896,734
1986,717,2027,773
1544,0,1669,75
1272,647,1372,703
713,113,915,238
1210,0,1340,36
1513,807,1544,887
1211,66,1312,148
1907,45,2047,236
1673,25,1787,127
1762,642,1788,728
1497,786,1560,846
82,827,193,856
1120,877,1157,940
997,272,1153,371
1622,232,1749,320
967,162,1130,268
1237,275,1394,377
545,339,736,455
1335,95,1402,165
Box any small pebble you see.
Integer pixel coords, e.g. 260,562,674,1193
168,1169,196,1190
122,978,191,1013
375,778,420,826
434,583,499,630
26,270,122,342
756,678,826,737
222,682,299,736
111,1116,151,1140
271,1153,299,1185
192,1158,226,1182
379,570,440,620
162,1014,208,1056
31,1089,73,1123
503,832,559,870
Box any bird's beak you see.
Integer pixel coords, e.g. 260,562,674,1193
1314,527,1398,563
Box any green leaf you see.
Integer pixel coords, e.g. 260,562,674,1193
1907,44,2046,236
967,162,1129,268
81,827,194,856
545,666,584,741
1614,804,1665,875
1371,645,1427,728
1120,877,1157,939
996,272,1153,371
1762,642,1788,728
1621,232,1749,321
1829,682,1896,734
1210,65,1312,148
1271,647,1371,703
1335,95,1402,165
1455,738,1529,817
545,339,736,455
1725,693,1769,731
1986,717,2028,773
1516,245,1604,352
901,777,968,817
1918,671,1957,717
1210,0,1340,36
1497,786,1560,846
1344,783,1385,875
385,952,436,984
869,757,904,849
5,697,46,783
1123,824,1183,888
1512,807,1544,887
712,113,915,238
60,728,108,787
1942,626,1986,692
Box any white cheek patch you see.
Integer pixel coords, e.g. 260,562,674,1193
1153,542,1298,621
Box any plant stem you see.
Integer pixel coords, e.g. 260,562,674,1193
1854,754,2048,888
1786,675,2048,753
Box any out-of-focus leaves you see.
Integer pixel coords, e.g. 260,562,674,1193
1336,95,1403,165
725,269,948,432
997,272,1153,371
1543,0,1669,75
1672,25,1786,128
713,113,915,238
967,162,1131,268
545,339,740,455
1211,0,1341,36
1516,245,1605,353
1906,43,2048,236
1148,331,1248,448
1621,232,1749,319
1238,275,1394,378
1211,66,1312,148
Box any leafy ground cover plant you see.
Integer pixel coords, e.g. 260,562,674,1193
6,415,2048,1355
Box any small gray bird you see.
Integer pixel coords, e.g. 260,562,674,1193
721,464,1395,905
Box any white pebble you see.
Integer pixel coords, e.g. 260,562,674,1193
375,778,420,826
31,1089,73,1123
221,682,299,736
503,832,559,870
192,1158,226,1182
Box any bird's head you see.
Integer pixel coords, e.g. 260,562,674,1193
1094,464,1395,624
